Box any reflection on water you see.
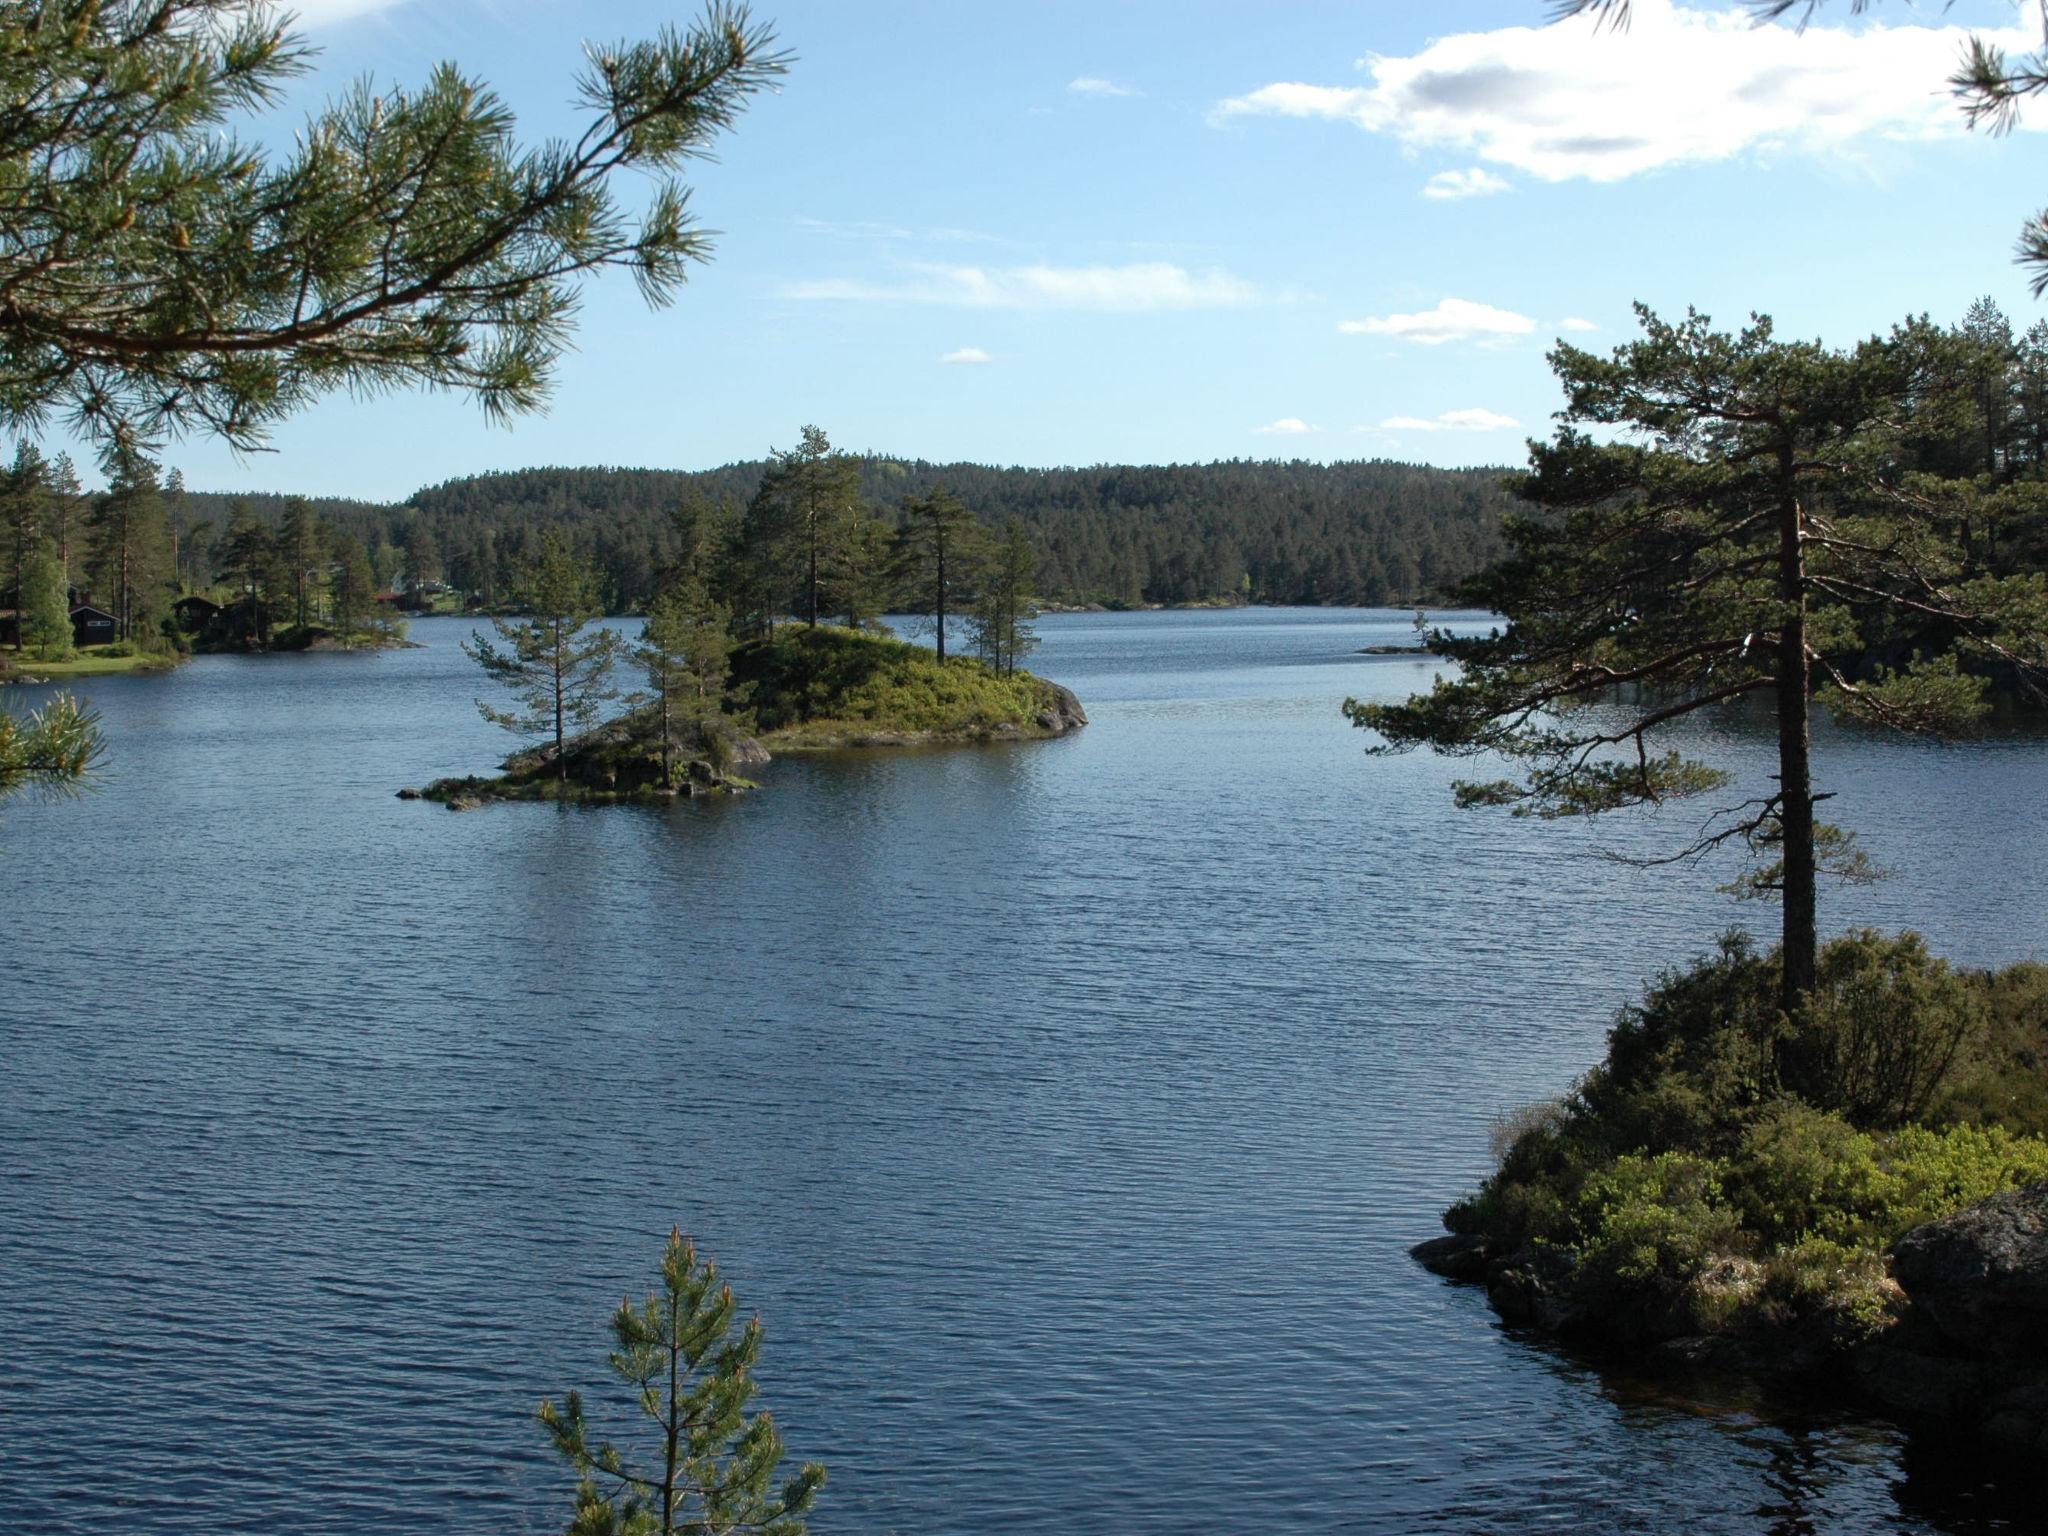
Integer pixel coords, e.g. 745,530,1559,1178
2,608,2044,1534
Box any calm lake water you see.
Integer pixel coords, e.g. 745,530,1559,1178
4,608,2046,1535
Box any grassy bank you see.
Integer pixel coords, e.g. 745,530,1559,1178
1,645,181,680
733,624,1078,748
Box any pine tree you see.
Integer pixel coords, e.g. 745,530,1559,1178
404,524,443,607
0,1,788,450
747,426,860,629
278,497,325,628
0,692,101,804
635,577,733,786
1350,306,2048,1016
3,440,50,654
20,538,70,660
216,502,283,646
969,522,1040,675
539,1228,824,1536
330,532,378,648
85,443,173,645
896,487,980,661
44,452,78,593
463,532,620,781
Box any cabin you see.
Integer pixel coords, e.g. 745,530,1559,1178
172,595,221,632
69,604,117,648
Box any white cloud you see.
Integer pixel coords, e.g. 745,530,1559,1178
785,262,1266,311
285,0,412,25
1254,418,1316,436
1339,297,1535,346
1069,76,1143,98
1210,0,2039,183
941,347,993,365
1422,167,1511,200
1560,316,1599,332
1378,408,1521,432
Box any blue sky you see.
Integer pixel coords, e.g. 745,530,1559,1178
107,0,2048,500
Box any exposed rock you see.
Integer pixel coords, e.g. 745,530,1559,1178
395,787,422,800
1486,1245,1583,1333
1892,1181,2048,1361
1034,682,1089,735
1411,1233,1493,1281
1852,1342,1994,1421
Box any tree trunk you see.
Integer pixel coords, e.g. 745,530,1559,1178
554,635,567,783
1776,450,1817,1016
935,542,947,663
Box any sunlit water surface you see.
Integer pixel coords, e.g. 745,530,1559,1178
3,609,2045,1534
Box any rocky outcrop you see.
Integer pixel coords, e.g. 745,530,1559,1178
1891,1182,2048,1361
1854,1184,2048,1452
1034,682,1088,735
1416,1183,2048,1458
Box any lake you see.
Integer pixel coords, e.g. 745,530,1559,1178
3,608,2044,1534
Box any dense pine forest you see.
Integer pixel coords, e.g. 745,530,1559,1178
172,455,1516,614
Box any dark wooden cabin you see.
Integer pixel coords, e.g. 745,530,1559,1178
69,604,117,647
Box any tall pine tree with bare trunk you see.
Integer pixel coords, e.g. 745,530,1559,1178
1351,306,2048,1018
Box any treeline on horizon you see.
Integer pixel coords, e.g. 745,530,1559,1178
174,456,1519,614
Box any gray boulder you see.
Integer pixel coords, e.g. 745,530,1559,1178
1035,682,1089,735
1892,1181,2048,1360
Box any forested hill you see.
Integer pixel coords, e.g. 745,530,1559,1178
183,456,1515,611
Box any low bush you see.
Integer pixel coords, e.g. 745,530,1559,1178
1448,931,2048,1349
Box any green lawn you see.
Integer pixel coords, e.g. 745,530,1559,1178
1,645,181,679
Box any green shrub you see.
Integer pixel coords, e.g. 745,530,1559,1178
1933,962,2048,1136
1571,1152,1744,1289
1784,931,1982,1130
1441,933,2048,1348
1756,1237,1896,1342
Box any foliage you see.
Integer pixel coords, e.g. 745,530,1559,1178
0,0,787,450
1350,306,2048,1012
732,625,1055,742
1451,932,2048,1348
20,538,71,660
463,532,620,778
0,691,102,802
894,486,981,661
539,1227,824,1536
968,522,1039,676
203,455,1510,616
635,577,733,786
742,425,863,630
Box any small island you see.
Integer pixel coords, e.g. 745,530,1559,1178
1413,933,2048,1457
403,624,1085,809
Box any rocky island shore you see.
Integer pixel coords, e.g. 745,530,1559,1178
403,624,1087,808
1411,932,2048,1462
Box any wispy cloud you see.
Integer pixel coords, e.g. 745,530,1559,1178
1069,76,1143,98
1339,297,1535,346
795,216,1001,245
1209,0,2039,183
785,261,1267,311
1378,408,1521,432
285,0,413,26
1422,167,1511,200
1254,417,1316,436
941,347,994,365
1560,316,1599,333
